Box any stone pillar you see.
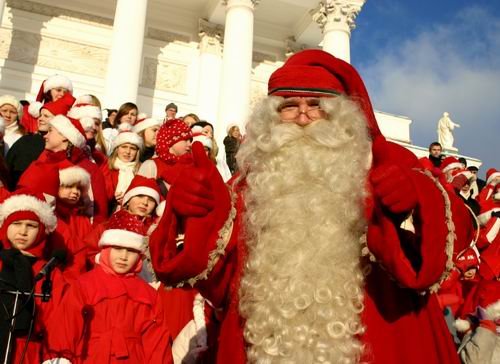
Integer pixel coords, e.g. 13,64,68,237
197,19,223,126
311,0,365,63
217,0,259,140
103,0,148,108
0,0,6,27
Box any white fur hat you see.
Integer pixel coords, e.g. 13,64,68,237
112,130,143,151
59,166,91,188
132,114,162,134
43,74,73,94
0,95,23,116
28,101,44,118
0,193,57,233
49,115,87,149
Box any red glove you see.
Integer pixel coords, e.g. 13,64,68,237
370,140,418,214
169,143,219,217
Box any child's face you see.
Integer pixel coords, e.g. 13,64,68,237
58,184,82,205
117,143,139,163
109,247,141,274
126,195,156,217
44,126,68,152
169,139,191,156
7,219,40,252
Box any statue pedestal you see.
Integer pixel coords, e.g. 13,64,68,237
443,146,458,154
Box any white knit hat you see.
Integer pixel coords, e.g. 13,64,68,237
49,115,87,149
0,95,23,116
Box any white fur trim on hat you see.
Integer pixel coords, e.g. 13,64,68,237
98,229,146,252
487,172,500,185
0,194,57,233
79,117,95,131
454,318,471,333
123,186,160,206
59,166,91,188
28,101,44,118
49,114,87,149
485,300,500,320
73,95,93,105
132,117,162,134
156,200,166,218
0,95,22,114
478,207,500,226
191,125,203,134
68,104,102,121
118,122,133,132
442,162,463,174
112,131,143,151
44,75,73,93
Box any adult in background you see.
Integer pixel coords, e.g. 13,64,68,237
0,95,25,155
149,50,467,363
223,124,242,175
164,102,178,121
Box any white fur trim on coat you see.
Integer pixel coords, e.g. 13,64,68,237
98,229,146,252
49,115,86,149
112,131,143,151
59,166,91,188
132,117,162,134
123,186,160,206
0,194,57,233
455,318,471,333
485,301,500,321
43,75,73,93
28,101,44,118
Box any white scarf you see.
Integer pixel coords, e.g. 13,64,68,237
113,158,137,195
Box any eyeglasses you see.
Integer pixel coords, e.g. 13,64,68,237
277,98,326,121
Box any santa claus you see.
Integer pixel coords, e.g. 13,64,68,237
149,50,467,363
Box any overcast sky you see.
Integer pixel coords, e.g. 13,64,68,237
350,0,500,176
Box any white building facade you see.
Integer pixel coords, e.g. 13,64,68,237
0,0,481,166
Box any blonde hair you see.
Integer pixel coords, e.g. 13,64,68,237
108,143,141,172
238,95,372,363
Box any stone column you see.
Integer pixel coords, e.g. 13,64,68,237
103,0,148,108
311,0,365,63
197,19,223,126
217,0,259,139
0,0,6,27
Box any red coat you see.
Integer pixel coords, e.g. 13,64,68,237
46,265,173,363
150,144,465,364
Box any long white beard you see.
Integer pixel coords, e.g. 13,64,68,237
238,96,372,363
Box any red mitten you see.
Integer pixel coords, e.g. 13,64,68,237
370,140,418,214
169,144,216,217
451,174,468,191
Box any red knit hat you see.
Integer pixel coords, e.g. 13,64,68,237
49,115,87,148
455,247,480,273
122,175,161,206
486,168,500,185
268,49,381,138
156,118,192,160
440,156,462,174
36,74,73,102
98,209,147,252
41,92,76,117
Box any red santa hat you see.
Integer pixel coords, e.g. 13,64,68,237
49,115,87,149
132,113,162,134
454,247,480,273
267,49,382,138
59,166,91,188
37,92,76,118
0,95,23,118
440,156,462,174
486,168,500,185
477,198,500,226
451,169,476,183
0,190,57,234
36,74,73,102
67,102,102,131
156,118,192,159
98,209,147,252
122,175,161,206
192,132,212,150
